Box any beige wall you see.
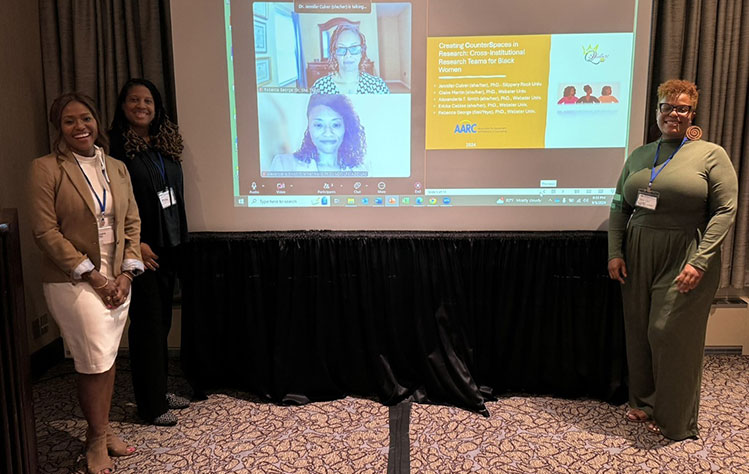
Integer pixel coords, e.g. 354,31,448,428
397,9,411,88
0,0,59,352
376,7,411,86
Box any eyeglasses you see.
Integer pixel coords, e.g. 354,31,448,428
658,103,693,115
334,44,362,57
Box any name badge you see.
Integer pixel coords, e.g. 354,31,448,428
635,189,660,210
158,188,175,209
98,216,115,244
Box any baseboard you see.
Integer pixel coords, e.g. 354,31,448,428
30,337,64,381
704,346,743,355
712,297,748,308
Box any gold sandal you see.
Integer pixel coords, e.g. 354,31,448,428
625,408,649,423
646,422,662,435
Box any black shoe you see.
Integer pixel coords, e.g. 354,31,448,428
152,411,178,426
166,393,190,409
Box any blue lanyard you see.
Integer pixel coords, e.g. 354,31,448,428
74,156,107,218
154,152,167,183
649,137,687,189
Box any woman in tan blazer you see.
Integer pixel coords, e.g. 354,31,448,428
29,92,144,474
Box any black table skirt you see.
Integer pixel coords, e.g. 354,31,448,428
180,231,627,414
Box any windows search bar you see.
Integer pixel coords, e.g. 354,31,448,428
240,195,331,207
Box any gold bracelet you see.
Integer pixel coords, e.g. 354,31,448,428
92,279,109,290
120,272,134,282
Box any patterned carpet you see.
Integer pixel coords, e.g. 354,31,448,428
34,355,749,473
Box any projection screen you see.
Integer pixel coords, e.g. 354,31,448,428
171,0,653,231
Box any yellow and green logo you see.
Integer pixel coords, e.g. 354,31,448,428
582,44,608,65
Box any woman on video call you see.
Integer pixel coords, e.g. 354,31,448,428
270,93,367,173
311,24,389,94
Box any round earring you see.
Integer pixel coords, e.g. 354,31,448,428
686,125,703,140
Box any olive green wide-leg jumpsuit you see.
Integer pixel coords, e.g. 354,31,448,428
608,138,737,440
621,225,720,439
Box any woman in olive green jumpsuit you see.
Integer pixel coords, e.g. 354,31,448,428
608,79,738,440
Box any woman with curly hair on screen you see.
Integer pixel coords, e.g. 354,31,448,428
557,85,578,104
270,93,367,174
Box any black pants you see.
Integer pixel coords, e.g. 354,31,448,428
128,245,179,420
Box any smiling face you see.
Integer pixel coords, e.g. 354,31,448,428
122,84,155,136
333,29,362,74
657,92,695,139
308,105,345,156
60,101,98,156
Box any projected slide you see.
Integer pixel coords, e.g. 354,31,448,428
426,33,633,150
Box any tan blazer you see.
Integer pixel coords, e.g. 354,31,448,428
29,145,142,283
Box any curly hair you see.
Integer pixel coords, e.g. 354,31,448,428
562,85,576,97
327,24,369,74
293,94,366,169
110,78,184,161
657,79,699,109
49,92,109,155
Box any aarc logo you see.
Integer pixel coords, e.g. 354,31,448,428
582,44,608,65
454,119,477,134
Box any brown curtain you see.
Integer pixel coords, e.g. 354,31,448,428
39,0,176,129
648,0,749,288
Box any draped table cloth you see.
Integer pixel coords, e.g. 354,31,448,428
180,231,627,413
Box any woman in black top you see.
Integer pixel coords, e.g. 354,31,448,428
109,79,189,426
577,84,600,104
